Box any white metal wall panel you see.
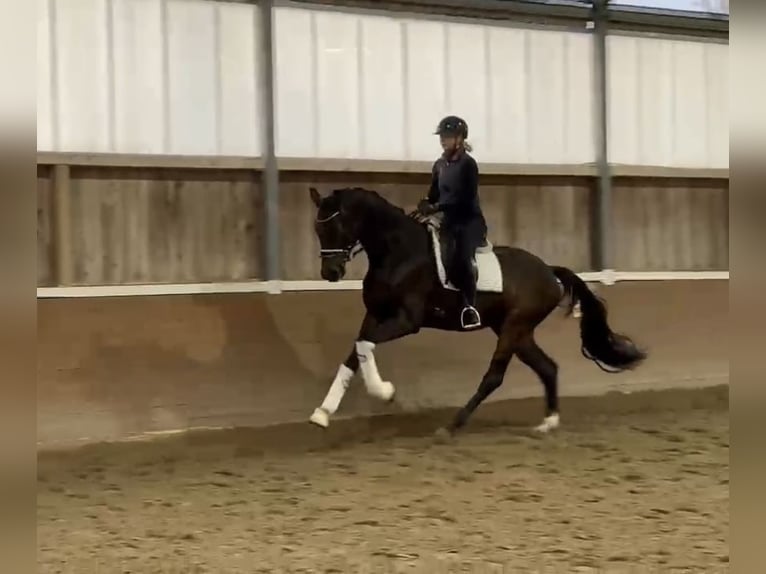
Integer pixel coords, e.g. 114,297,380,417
564,34,596,165
113,0,164,154
486,27,527,163
273,6,595,164
37,0,53,150
55,0,110,152
527,31,567,164
218,3,260,156
608,35,728,169
673,41,708,167
166,0,217,155
38,0,261,156
40,2,727,167
704,42,728,168
405,19,448,161
315,11,360,158
445,23,487,158
359,16,404,160
487,27,594,164
274,7,314,157
276,7,408,159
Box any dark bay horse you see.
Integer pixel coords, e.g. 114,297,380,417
307,186,646,434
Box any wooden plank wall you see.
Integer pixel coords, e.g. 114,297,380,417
612,177,729,271
40,167,263,285
36,167,729,286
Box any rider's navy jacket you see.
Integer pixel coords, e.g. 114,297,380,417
427,150,483,224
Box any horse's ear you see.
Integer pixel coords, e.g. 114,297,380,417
309,187,322,207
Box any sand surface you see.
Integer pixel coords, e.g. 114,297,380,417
38,385,729,573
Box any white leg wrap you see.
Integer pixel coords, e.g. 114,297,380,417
310,364,355,428
320,364,354,415
534,413,560,433
355,340,395,401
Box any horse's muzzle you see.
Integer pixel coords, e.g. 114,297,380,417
321,261,346,282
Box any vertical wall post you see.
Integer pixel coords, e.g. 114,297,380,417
592,0,614,283
257,0,281,293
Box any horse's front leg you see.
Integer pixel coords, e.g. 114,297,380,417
310,304,422,428
309,347,360,428
355,304,424,402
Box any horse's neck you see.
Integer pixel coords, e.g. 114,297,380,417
357,207,425,265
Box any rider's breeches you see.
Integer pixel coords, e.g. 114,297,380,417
446,217,486,307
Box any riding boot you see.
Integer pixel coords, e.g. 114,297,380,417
460,281,481,330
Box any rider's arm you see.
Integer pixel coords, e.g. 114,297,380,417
460,156,479,209
427,160,440,205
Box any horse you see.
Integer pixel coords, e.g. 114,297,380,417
306,186,646,434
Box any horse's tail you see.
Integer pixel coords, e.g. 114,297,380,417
551,266,646,373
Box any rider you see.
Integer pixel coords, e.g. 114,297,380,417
418,115,487,330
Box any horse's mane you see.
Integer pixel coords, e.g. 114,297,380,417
334,187,408,217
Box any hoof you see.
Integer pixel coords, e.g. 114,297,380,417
309,408,329,429
533,413,560,433
433,427,454,444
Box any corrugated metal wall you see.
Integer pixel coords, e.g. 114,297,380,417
37,0,261,156
273,6,594,163
37,1,728,169
607,34,728,169
37,0,596,164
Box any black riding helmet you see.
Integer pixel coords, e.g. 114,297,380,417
434,115,468,139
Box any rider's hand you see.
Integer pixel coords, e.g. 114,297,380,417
417,199,438,216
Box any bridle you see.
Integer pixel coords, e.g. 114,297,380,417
315,210,364,262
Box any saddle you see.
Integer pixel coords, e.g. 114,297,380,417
420,213,493,276
412,212,503,293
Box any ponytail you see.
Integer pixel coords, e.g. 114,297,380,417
463,140,473,153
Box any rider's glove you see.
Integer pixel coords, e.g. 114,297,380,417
417,199,438,216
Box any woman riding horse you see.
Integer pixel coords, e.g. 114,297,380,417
417,115,487,330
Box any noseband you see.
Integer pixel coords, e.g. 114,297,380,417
315,211,364,262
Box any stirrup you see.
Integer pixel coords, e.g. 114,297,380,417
460,306,481,329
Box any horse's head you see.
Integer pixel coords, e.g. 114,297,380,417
309,187,362,282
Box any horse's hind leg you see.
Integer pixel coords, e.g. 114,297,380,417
447,321,519,433
309,348,359,428
517,336,560,433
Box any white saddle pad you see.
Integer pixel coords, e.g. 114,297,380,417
428,227,503,293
